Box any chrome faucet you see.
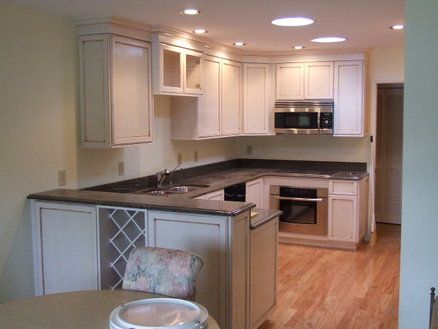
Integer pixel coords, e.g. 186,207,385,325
156,165,183,188
169,164,182,185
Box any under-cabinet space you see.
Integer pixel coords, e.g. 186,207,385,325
195,189,225,200
79,34,153,147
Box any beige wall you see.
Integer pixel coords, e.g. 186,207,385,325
0,2,236,302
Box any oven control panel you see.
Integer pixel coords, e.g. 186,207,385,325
320,112,333,129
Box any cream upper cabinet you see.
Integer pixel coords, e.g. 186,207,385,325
221,59,242,136
275,63,305,100
79,34,153,148
276,61,334,101
198,56,222,138
152,43,202,96
305,62,334,99
333,61,365,136
243,64,272,135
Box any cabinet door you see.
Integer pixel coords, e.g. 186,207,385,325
243,64,271,134
161,44,184,94
305,62,334,99
195,189,224,201
333,61,364,136
79,34,110,147
246,179,263,208
329,195,357,241
184,50,203,95
32,202,98,295
250,218,278,329
147,211,228,328
221,59,242,136
198,56,221,137
275,63,305,100
112,36,153,146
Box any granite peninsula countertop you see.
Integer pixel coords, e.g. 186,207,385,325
28,159,368,217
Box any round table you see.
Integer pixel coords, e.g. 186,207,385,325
0,290,220,329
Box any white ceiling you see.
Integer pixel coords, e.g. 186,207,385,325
13,0,405,53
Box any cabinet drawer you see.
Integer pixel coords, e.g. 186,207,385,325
330,180,357,195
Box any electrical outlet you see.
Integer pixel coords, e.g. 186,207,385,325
194,151,199,162
58,170,66,186
246,145,253,155
177,153,182,165
118,162,125,176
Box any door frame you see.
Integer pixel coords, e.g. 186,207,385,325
369,82,404,230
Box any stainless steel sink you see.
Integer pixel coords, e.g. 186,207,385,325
137,184,209,195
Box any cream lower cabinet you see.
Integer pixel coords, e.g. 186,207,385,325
195,189,225,200
250,217,278,329
246,178,263,208
328,178,369,243
148,210,250,329
31,201,99,295
78,34,153,147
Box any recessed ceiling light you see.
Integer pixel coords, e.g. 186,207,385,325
391,24,405,30
180,8,201,15
233,41,246,46
271,17,314,27
193,29,207,34
204,45,210,48
293,45,305,50
164,33,172,37
311,37,346,43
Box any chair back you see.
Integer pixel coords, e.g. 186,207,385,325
122,247,204,301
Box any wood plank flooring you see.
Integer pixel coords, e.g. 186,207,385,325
259,224,401,329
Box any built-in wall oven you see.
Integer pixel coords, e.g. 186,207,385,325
270,185,328,236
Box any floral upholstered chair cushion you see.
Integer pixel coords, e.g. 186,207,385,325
122,247,204,301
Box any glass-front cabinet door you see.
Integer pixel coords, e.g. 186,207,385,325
161,45,184,94
184,49,202,95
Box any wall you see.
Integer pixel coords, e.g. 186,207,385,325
0,2,236,302
399,0,438,328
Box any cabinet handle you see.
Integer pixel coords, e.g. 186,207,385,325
273,196,323,202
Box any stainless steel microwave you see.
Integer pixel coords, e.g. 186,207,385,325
274,100,333,135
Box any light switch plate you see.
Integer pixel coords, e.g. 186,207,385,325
118,162,125,176
194,151,199,162
177,153,182,165
246,145,253,155
58,170,66,186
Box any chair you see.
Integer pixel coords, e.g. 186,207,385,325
122,246,204,301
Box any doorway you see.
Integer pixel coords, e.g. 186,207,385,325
375,84,404,224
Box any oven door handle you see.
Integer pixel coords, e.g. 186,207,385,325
273,196,324,202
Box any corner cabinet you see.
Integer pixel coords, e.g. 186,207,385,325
333,61,366,136
79,34,153,148
170,56,242,140
243,64,272,135
152,43,203,96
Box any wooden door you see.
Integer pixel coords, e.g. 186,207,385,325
243,63,271,134
221,59,242,135
198,56,221,137
305,62,334,99
275,63,305,100
375,84,404,224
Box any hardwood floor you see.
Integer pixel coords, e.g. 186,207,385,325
259,224,401,329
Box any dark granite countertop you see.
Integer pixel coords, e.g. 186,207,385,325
28,159,368,217
28,189,254,216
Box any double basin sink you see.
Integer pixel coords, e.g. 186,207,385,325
135,184,209,196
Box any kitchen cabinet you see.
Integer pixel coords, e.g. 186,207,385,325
78,34,153,147
171,56,242,139
328,178,369,242
31,201,99,295
250,217,278,329
276,62,333,100
195,189,225,201
246,178,263,208
152,43,203,96
243,64,272,134
221,59,243,136
147,210,250,329
333,60,365,136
